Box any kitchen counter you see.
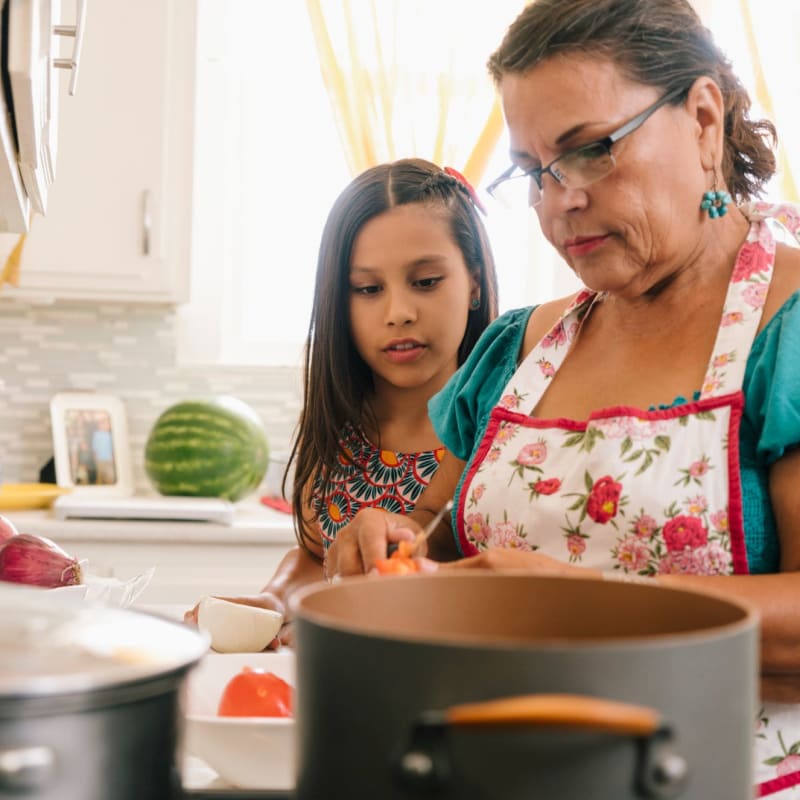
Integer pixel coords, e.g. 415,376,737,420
4,500,296,544
3,501,298,604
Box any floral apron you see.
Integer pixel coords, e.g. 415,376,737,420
456,202,800,797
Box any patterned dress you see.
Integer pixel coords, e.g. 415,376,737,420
311,423,444,548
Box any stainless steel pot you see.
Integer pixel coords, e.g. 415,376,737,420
0,584,208,800
292,573,758,799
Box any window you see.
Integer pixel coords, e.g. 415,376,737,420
181,0,796,368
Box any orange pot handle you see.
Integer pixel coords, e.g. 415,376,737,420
444,693,661,737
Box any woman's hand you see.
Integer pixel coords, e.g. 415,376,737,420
326,508,420,577
440,547,601,578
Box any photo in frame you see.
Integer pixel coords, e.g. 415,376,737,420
50,393,134,497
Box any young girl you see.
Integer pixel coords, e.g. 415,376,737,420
186,158,498,642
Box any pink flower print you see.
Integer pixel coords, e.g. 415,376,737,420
632,514,658,538
489,520,528,550
711,352,734,370
616,535,650,571
742,282,768,310
516,441,547,467
566,534,586,558
702,375,722,395
720,310,744,327
565,321,579,343
532,477,561,496
586,476,622,524
494,422,519,444
662,515,708,552
500,393,519,410
776,754,800,778
471,484,485,502
775,205,800,236
465,513,490,544
658,549,704,575
710,509,729,532
688,459,710,478
684,495,708,515
732,241,770,282
695,542,732,575
593,416,667,441
537,358,556,378
485,446,501,463
542,321,567,348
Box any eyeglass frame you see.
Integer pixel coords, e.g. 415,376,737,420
486,85,687,206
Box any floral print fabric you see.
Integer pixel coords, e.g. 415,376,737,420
456,203,800,796
311,423,444,548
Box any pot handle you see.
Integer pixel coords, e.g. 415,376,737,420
396,694,689,799
445,692,660,736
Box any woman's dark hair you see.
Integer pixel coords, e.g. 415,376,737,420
288,158,499,557
487,0,776,202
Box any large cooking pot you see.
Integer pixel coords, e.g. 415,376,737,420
292,573,758,799
0,584,207,800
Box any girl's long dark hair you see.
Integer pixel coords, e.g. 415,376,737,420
287,158,498,558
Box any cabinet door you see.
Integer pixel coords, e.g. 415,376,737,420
9,0,195,302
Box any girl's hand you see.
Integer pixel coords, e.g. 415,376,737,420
183,591,290,650
326,508,419,577
439,547,601,578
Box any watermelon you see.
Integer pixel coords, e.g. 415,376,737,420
144,396,269,502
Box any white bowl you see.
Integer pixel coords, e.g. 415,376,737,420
196,596,283,653
183,651,296,790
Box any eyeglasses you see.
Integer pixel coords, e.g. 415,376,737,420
486,86,686,208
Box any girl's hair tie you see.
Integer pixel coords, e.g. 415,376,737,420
444,166,487,216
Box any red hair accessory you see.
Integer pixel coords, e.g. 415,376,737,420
444,166,487,216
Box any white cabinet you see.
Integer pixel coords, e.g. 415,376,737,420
49,538,292,605
2,505,297,605
5,0,195,302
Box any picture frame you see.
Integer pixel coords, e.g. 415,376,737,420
50,392,134,497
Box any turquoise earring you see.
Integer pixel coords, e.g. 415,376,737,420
701,187,732,219
470,297,480,310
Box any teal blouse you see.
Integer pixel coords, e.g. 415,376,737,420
429,293,800,574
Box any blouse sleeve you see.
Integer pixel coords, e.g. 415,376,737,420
743,291,800,464
428,307,533,461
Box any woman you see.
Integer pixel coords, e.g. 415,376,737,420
326,1,800,795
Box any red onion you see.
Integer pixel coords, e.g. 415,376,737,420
0,515,18,544
0,534,83,588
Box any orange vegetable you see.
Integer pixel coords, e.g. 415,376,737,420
375,539,420,576
217,667,293,717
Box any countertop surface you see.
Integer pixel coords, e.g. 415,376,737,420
3,500,296,544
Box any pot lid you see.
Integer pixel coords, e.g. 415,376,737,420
0,583,209,696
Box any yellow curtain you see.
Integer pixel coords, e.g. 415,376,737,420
737,0,797,202
694,0,798,202
304,0,525,186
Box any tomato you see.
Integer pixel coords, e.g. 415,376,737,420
375,541,420,576
375,557,419,575
217,667,293,717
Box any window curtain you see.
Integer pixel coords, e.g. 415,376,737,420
304,0,524,184
736,0,797,201
694,0,798,202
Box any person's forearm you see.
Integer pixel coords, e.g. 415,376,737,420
408,451,465,562
259,546,324,618
657,571,800,676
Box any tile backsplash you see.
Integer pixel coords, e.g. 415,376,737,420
0,300,303,491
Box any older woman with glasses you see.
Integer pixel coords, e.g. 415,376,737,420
327,1,800,794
